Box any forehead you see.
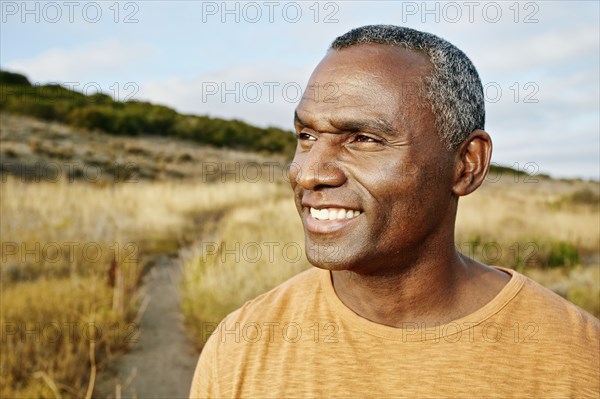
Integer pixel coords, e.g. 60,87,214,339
296,44,433,132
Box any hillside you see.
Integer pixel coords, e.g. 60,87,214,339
0,112,290,183
0,70,297,155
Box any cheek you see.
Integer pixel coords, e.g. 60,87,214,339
353,160,417,202
355,163,446,235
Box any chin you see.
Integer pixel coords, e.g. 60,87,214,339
304,240,363,271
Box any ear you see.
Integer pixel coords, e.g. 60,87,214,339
452,129,492,197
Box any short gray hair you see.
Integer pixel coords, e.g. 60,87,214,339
330,25,485,150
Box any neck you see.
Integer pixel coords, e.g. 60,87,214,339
330,249,509,328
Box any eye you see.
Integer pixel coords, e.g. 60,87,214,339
297,132,317,141
353,134,381,143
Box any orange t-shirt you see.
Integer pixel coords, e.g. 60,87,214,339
190,267,600,398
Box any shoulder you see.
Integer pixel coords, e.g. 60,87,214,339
498,269,600,394
516,270,598,322
502,268,599,342
220,267,323,326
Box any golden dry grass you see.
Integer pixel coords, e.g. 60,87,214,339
456,178,599,271
457,179,599,250
2,277,128,398
1,176,285,398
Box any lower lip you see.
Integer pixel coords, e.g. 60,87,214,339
304,210,361,234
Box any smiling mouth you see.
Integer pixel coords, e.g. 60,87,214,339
308,207,362,220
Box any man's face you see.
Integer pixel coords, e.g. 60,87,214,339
290,44,458,274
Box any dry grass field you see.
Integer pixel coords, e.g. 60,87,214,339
1,175,291,397
1,113,598,397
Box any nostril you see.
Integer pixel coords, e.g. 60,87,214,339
313,184,331,191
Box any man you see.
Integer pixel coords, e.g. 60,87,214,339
190,25,599,398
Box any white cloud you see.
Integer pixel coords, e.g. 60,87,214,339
5,40,152,83
138,62,315,130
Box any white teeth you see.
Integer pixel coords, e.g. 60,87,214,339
319,209,329,219
309,207,362,221
310,207,319,218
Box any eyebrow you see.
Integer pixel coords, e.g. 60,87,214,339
331,117,398,137
293,111,305,127
294,111,398,137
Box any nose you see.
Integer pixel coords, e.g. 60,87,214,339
292,138,346,191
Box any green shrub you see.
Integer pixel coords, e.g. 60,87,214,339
0,70,31,86
21,101,57,120
546,241,580,269
68,106,116,132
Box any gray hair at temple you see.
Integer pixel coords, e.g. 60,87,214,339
330,25,485,150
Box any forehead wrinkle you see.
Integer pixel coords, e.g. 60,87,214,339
306,75,425,125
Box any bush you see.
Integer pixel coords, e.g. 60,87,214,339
68,106,116,132
546,241,580,269
19,100,56,120
0,70,31,86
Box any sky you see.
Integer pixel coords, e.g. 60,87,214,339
1,0,599,179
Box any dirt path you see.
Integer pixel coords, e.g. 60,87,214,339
94,254,198,398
